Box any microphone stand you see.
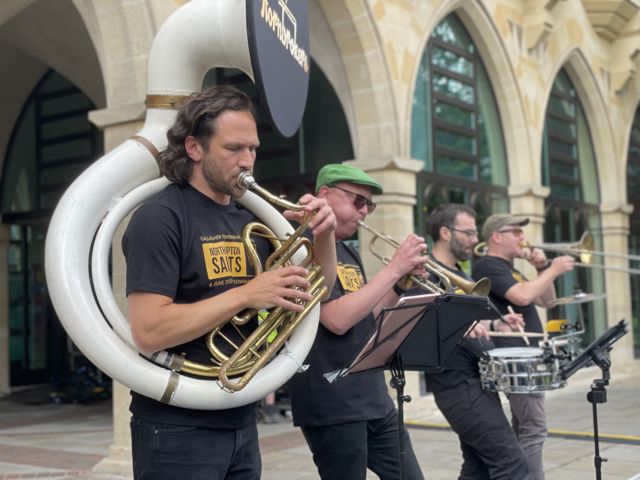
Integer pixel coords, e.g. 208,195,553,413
389,354,411,480
586,348,611,480
559,319,628,480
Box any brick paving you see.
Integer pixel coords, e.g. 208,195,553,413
1,362,639,479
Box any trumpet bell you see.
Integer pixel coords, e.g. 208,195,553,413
538,231,594,264
358,221,491,296
470,277,492,297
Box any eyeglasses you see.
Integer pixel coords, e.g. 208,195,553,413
446,226,478,238
497,227,524,236
330,185,377,213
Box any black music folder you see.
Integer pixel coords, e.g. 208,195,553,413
325,293,494,382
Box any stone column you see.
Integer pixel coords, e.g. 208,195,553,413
88,103,145,478
0,224,10,395
348,157,424,397
348,157,423,277
507,184,550,323
600,203,634,369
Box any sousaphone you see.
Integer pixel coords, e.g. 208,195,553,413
45,0,316,410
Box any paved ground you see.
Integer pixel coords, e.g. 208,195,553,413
1,362,639,479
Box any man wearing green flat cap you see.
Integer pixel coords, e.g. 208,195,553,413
288,163,427,480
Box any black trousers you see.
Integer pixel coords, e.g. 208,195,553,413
434,378,531,480
130,417,261,480
301,409,424,480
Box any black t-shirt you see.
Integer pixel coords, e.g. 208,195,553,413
122,183,271,428
287,242,394,427
422,257,494,392
472,255,542,348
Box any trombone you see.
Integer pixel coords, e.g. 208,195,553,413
474,231,640,276
357,221,491,296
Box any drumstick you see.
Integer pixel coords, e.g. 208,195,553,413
487,331,545,338
507,305,530,345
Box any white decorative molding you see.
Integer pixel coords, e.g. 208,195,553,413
507,183,551,199
88,102,146,129
347,156,423,173
600,202,635,214
612,47,640,93
582,0,640,41
523,0,565,51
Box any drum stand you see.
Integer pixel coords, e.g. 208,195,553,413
586,348,611,480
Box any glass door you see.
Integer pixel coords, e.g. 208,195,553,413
8,223,61,385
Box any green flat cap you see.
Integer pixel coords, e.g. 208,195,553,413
482,213,530,239
316,163,383,195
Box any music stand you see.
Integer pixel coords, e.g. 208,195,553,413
327,293,494,480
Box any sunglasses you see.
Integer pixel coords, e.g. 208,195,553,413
330,185,377,213
497,227,524,236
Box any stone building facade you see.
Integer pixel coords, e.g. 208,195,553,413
1,0,639,475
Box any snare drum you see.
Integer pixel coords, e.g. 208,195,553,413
479,347,566,393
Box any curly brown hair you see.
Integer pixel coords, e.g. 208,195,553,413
157,85,256,185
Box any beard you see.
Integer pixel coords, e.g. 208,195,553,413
201,152,246,199
450,235,472,261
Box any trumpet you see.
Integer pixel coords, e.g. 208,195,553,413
357,221,491,296
474,231,640,275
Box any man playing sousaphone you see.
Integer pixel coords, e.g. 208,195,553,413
472,214,575,480
122,85,337,479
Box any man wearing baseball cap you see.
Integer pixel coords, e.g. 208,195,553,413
472,213,575,480
288,163,427,479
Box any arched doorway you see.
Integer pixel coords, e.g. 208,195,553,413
0,70,103,387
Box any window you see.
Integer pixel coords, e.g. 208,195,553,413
0,70,102,218
627,108,640,357
542,69,605,343
411,14,508,235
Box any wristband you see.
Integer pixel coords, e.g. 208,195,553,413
536,262,550,273
490,319,496,331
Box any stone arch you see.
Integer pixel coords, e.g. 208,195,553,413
404,0,532,186
315,0,397,158
308,0,356,151
0,0,105,176
72,0,175,107
617,94,640,196
542,47,618,204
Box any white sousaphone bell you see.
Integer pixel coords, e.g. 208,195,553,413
44,0,318,410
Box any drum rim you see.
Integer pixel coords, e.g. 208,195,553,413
486,347,543,357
